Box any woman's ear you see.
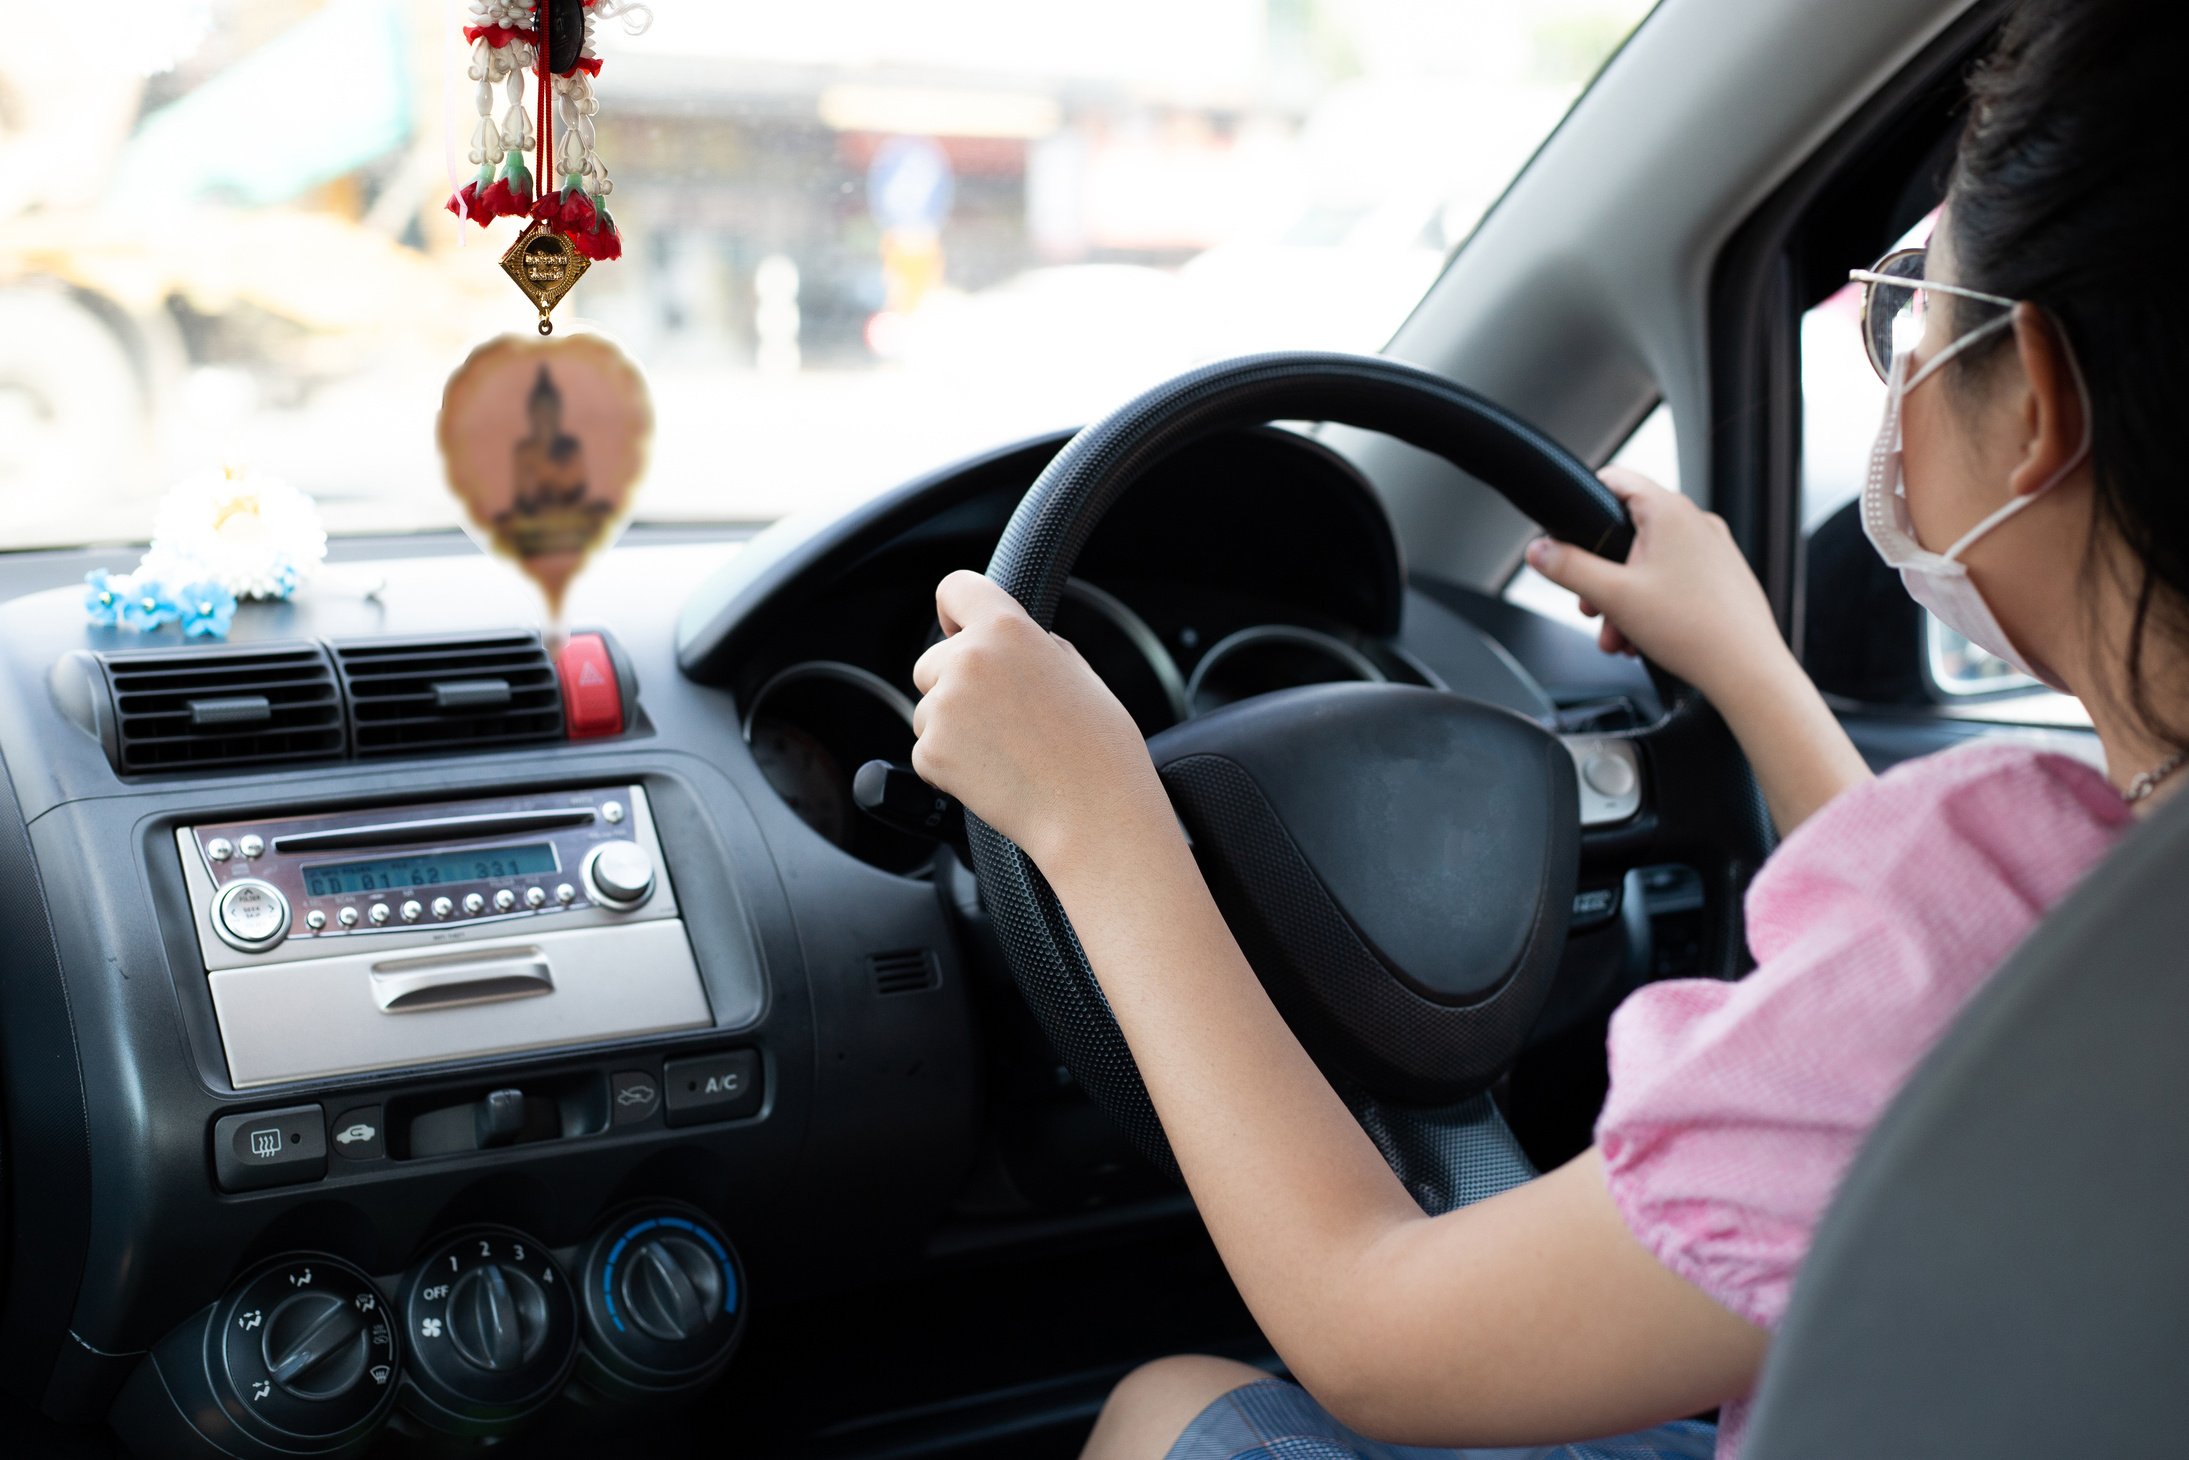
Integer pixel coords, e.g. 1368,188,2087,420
2006,300,2090,498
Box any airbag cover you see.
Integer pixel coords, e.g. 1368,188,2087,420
1148,682,1578,1102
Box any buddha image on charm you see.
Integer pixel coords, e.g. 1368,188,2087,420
438,333,652,626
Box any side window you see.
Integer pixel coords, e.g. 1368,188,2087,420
1798,211,2088,724
1502,401,1677,632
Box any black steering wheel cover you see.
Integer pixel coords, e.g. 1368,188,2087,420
971,351,1770,1197
989,353,1633,627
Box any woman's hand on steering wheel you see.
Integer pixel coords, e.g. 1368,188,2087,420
1524,467,1789,704
1527,467,1871,836
911,568,1171,878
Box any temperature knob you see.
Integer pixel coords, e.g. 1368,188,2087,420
582,840,655,909
400,1228,576,1432
577,1205,745,1399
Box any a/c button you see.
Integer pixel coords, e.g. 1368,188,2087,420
662,1051,762,1127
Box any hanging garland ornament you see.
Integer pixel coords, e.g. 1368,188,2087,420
448,0,624,334
437,2,654,638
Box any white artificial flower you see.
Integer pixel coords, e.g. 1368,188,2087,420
149,467,329,600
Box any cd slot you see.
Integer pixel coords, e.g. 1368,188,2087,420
273,807,596,854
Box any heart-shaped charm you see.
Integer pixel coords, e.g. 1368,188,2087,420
436,332,653,623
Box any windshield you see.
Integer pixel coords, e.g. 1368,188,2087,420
4,0,1653,550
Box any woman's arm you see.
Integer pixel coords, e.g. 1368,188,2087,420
911,571,1765,1445
1526,467,1871,836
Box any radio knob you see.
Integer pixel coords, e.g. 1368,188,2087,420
369,903,391,926
524,886,546,908
214,879,290,952
338,907,360,928
431,896,453,919
400,900,423,923
462,892,486,915
494,888,517,912
583,842,654,909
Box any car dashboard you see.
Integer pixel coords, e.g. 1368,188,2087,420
0,424,1668,1456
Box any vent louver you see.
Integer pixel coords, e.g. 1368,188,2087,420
101,644,345,773
334,633,564,757
871,948,940,996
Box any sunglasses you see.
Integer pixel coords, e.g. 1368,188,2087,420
1847,246,2015,384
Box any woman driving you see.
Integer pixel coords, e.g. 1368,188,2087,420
906,0,2184,1455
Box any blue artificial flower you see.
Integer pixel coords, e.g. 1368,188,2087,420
119,580,182,633
84,569,128,627
177,580,239,639
268,556,302,601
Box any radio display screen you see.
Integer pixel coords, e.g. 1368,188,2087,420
301,843,560,896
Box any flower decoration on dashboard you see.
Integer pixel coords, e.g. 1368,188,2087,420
447,0,642,331
117,580,182,634
82,468,326,640
176,581,240,640
149,466,327,600
83,569,128,628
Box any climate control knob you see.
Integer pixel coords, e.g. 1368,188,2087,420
400,1228,576,1433
577,1204,745,1399
111,1253,399,1457
445,1262,549,1373
582,840,655,909
263,1289,374,1399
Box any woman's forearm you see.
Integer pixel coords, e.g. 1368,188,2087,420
1038,806,1769,1440
1042,805,1425,1389
1703,648,1873,836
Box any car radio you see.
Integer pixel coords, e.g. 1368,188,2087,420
176,786,715,1089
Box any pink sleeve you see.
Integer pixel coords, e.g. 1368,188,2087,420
1594,743,2127,1330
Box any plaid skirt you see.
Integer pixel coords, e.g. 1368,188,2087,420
1166,1379,1717,1460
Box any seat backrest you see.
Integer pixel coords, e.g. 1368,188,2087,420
1744,784,2189,1457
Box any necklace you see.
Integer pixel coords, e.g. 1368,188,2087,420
2123,751,2186,805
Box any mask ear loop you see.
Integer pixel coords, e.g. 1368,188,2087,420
1937,313,2096,563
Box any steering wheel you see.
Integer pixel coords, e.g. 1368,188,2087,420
969,352,1773,1215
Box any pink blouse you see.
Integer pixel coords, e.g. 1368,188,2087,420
1595,740,2131,1456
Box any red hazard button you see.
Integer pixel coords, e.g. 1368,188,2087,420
557,633,625,738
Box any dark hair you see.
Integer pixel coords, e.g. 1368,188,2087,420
1946,0,2189,742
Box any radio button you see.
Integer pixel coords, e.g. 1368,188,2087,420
305,910,327,931
603,800,625,824
214,879,291,952
206,837,234,862
584,841,655,910
462,893,486,915
431,896,454,919
494,889,517,912
400,900,423,923
338,907,360,928
524,887,546,909
239,834,265,859
555,883,575,905
369,903,391,926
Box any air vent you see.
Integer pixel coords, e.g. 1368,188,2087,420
335,633,564,757
871,948,940,996
100,644,345,773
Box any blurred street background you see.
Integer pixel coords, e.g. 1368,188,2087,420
4,0,1661,547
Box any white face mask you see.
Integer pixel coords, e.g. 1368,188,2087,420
1860,314,2090,692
